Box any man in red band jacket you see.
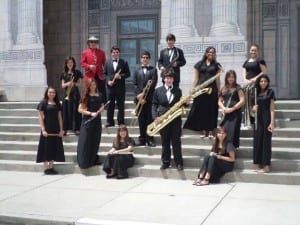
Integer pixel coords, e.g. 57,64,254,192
81,36,107,102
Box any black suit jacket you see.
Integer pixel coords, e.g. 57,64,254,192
104,58,130,93
152,85,182,119
157,47,186,84
133,65,158,103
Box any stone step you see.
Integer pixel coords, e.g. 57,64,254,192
1,150,300,172
1,124,300,138
0,160,299,185
0,132,299,148
1,140,300,160
1,100,299,110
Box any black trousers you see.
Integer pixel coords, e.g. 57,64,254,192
106,89,125,125
138,102,153,142
199,155,234,183
159,118,183,166
95,75,107,103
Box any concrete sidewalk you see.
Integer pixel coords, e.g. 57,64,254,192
0,171,299,225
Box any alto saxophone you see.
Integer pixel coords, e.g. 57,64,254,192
146,68,223,136
132,80,153,117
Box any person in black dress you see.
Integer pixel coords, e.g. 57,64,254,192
251,74,275,174
157,33,186,87
103,125,135,179
184,46,222,139
77,79,105,169
37,87,65,175
242,44,267,128
133,51,158,147
104,46,130,127
218,70,245,148
60,56,83,135
151,69,184,170
193,127,235,186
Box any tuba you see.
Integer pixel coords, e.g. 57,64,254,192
147,68,223,136
132,80,153,117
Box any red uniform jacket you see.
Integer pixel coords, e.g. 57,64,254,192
81,48,106,80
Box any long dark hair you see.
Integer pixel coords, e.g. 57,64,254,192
64,56,76,73
43,86,60,106
201,46,217,63
255,74,270,94
211,127,228,154
221,70,237,95
80,79,98,107
114,125,130,148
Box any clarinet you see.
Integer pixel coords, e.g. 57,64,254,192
84,101,110,125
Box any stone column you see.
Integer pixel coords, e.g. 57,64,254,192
0,0,12,51
16,0,40,45
169,0,199,37
209,0,241,36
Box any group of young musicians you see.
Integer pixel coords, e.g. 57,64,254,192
37,34,275,183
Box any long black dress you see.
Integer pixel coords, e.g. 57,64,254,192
36,101,65,163
103,137,135,178
219,85,243,148
253,89,275,166
199,142,235,183
77,94,104,169
60,70,83,132
184,60,221,131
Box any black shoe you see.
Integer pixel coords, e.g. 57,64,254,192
106,173,117,179
47,168,58,175
94,160,102,166
176,164,184,171
105,123,114,128
135,140,146,146
160,164,170,170
44,169,51,175
146,140,156,147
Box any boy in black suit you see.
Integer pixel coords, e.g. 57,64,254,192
151,69,184,170
157,33,186,87
133,51,158,147
104,46,130,127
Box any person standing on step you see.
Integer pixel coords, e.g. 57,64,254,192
103,125,135,179
60,56,83,136
242,43,267,128
77,79,105,169
251,74,275,174
151,69,184,171
81,36,107,102
104,46,130,127
218,70,245,149
158,33,186,87
193,127,235,186
133,51,158,147
37,87,65,175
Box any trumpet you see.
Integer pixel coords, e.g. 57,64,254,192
65,74,74,100
132,80,152,117
110,68,122,86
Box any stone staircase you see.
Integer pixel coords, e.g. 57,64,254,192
0,100,300,185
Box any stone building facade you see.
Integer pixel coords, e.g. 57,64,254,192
0,0,299,100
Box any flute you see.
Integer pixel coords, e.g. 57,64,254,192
84,101,110,125
254,88,257,130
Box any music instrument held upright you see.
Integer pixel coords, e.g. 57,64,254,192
162,48,179,74
65,74,74,100
111,68,122,86
147,67,223,136
132,80,153,117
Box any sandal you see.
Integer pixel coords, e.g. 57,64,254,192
192,177,203,185
199,179,210,186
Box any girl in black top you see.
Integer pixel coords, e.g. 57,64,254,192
103,125,135,179
193,127,235,186
60,56,83,135
37,87,65,175
218,70,245,148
